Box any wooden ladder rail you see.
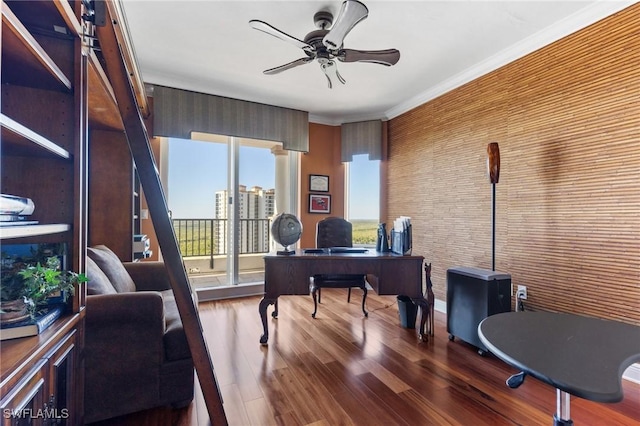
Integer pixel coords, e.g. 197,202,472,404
95,6,227,425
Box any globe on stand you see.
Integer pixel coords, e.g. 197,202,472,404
271,213,302,255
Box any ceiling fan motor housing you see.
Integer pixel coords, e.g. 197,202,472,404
304,29,331,50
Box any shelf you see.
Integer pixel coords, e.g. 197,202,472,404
0,312,80,384
4,0,81,37
1,114,70,159
0,224,71,240
51,0,82,37
88,50,124,131
105,0,150,118
1,1,72,91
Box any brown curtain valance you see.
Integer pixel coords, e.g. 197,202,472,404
153,85,309,152
341,120,382,162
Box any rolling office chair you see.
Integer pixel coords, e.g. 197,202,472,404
310,217,368,318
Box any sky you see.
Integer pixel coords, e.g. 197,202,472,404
167,138,379,220
348,155,380,220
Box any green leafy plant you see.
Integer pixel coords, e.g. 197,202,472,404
17,257,87,317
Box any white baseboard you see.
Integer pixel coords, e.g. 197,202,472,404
432,298,639,384
196,282,264,301
623,363,640,384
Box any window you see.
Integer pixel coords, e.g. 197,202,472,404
346,154,380,246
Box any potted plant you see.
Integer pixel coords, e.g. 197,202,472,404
1,256,87,321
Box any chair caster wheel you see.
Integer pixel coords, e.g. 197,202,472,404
448,334,455,341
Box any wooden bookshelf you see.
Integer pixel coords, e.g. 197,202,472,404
0,0,89,423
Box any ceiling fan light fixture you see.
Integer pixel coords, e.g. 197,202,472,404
320,60,346,89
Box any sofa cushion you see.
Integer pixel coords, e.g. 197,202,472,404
86,257,117,295
88,245,136,293
160,290,191,361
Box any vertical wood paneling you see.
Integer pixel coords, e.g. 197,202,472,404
88,130,134,261
387,4,640,324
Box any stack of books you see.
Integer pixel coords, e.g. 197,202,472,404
0,193,37,226
0,305,65,341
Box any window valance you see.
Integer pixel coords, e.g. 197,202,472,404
341,120,382,162
153,85,309,152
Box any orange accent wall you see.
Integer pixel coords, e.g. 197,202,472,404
299,123,344,248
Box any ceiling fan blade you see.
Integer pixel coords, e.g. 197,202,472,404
338,48,400,66
322,0,368,49
249,20,313,52
263,57,314,75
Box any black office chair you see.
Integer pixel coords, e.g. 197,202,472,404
310,217,368,318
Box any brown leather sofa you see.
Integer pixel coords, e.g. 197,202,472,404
84,245,194,423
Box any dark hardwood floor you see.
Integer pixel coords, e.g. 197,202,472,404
92,290,640,425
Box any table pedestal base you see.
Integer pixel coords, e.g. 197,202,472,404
554,389,573,425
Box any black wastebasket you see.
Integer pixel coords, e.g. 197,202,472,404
397,295,417,328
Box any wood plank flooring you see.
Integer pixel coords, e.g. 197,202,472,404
91,290,640,425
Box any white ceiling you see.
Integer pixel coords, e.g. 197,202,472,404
121,1,632,125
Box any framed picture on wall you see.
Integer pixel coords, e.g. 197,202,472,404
309,174,329,192
309,194,331,214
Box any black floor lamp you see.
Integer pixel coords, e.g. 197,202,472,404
487,143,500,271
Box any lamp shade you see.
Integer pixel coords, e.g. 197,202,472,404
487,142,500,184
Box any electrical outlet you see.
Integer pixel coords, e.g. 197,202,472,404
517,285,527,300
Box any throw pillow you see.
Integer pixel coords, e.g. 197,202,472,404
87,245,136,293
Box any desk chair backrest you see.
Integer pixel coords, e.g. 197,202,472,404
316,217,353,248
311,217,368,318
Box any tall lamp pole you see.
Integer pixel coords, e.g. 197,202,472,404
487,143,500,271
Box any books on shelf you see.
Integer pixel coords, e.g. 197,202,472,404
0,305,64,341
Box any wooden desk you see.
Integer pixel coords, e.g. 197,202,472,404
479,312,640,425
260,250,425,344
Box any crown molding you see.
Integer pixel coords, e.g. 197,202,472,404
308,114,341,126
385,1,635,120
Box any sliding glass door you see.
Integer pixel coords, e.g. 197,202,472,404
168,134,283,292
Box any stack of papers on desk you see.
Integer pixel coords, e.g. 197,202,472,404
393,216,411,233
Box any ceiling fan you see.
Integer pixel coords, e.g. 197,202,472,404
249,0,400,89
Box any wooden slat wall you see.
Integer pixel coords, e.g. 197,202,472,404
387,4,640,324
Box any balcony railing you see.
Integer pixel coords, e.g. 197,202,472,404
172,218,271,257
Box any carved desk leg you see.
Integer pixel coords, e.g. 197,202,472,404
412,297,429,341
259,297,277,345
361,285,368,317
